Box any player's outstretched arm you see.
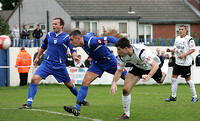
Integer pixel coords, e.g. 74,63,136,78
110,69,123,96
178,49,195,59
142,60,159,82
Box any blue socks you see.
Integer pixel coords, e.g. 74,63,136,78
69,84,78,96
75,85,88,110
27,83,37,106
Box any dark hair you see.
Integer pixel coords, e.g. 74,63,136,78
115,37,131,49
21,47,25,50
54,18,65,27
69,30,82,37
179,25,187,30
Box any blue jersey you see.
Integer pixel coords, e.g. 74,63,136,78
41,31,76,64
82,35,118,64
82,35,127,77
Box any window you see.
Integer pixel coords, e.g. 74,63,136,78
27,24,34,30
139,24,152,43
40,24,46,32
83,21,98,35
176,24,190,36
76,21,79,28
118,22,128,35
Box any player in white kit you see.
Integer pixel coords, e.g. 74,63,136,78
110,37,169,120
165,25,198,103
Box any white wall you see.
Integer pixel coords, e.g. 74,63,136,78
9,46,200,86
9,47,37,86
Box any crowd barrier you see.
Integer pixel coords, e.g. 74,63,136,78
9,66,200,86
2,47,200,86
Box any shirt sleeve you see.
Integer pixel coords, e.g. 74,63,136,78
41,33,49,50
188,38,195,50
141,50,154,65
66,36,77,54
116,56,125,70
98,36,118,44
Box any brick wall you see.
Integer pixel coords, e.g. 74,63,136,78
153,24,175,39
190,24,200,38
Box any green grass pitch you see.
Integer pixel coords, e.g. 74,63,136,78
0,84,200,121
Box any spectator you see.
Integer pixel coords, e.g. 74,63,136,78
160,51,165,66
169,52,175,67
156,48,161,57
32,24,43,47
195,50,200,66
33,47,45,66
15,47,31,86
66,49,75,67
11,24,20,47
84,56,92,68
21,25,30,47
74,55,85,67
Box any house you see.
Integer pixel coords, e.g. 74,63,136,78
6,0,200,42
0,10,13,22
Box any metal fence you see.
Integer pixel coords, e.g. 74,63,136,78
11,39,42,47
11,38,200,47
107,38,200,46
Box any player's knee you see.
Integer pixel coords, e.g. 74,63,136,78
31,76,40,84
64,82,73,89
123,88,130,96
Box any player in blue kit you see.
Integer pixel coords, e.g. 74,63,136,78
19,18,89,109
64,30,127,116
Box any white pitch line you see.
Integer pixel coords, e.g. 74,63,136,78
1,108,103,121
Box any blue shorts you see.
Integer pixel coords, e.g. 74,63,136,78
87,60,127,78
35,60,71,83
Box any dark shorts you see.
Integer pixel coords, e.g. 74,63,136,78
172,64,191,78
128,64,162,83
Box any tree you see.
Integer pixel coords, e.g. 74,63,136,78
0,0,18,10
101,26,123,39
0,15,10,35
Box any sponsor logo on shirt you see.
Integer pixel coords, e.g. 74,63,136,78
145,56,151,63
117,63,124,67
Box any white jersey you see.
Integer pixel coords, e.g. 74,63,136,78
173,35,195,66
117,44,161,70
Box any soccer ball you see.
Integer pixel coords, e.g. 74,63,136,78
0,35,12,50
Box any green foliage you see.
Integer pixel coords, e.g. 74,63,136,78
0,15,10,35
0,0,18,10
0,84,200,121
101,26,123,39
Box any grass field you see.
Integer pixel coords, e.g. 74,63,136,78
0,84,200,121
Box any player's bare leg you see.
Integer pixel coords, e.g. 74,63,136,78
159,59,169,83
117,73,140,120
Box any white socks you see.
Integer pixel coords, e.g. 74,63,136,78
171,78,197,98
187,80,197,98
161,59,169,75
122,94,131,117
171,78,178,97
